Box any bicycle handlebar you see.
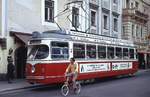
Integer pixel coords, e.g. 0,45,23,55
65,72,75,77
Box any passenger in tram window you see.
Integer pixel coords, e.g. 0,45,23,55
86,55,90,59
114,55,119,59
124,56,129,59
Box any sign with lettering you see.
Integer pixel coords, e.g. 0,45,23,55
79,63,111,73
112,62,132,70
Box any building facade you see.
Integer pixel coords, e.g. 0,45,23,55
0,0,123,80
122,0,150,69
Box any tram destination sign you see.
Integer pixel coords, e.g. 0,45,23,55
69,31,134,46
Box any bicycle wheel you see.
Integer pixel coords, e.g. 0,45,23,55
74,82,81,94
61,84,69,96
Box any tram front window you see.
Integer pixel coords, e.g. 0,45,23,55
28,45,49,60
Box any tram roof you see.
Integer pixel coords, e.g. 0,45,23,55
30,30,135,47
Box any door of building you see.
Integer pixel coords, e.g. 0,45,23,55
15,46,27,78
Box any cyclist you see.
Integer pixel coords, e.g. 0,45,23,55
65,57,78,88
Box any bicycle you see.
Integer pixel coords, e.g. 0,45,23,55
61,73,81,96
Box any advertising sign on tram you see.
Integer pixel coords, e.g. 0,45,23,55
112,62,132,70
80,63,111,73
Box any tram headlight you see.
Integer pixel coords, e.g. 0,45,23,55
31,65,35,73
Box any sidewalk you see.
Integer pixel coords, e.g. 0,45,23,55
0,69,149,93
0,79,39,93
137,69,150,73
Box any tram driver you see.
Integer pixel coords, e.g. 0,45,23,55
65,57,78,88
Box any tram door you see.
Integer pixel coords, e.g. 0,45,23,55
15,46,27,78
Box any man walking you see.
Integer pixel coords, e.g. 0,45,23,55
7,48,15,83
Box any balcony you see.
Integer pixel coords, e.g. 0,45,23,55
102,0,110,10
112,4,118,12
123,8,149,21
89,0,99,6
67,0,83,5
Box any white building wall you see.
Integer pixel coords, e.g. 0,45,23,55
0,0,123,76
8,0,59,34
0,0,2,35
101,0,122,38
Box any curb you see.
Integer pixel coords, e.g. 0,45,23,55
137,69,150,73
0,84,44,94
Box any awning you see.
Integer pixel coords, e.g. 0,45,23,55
10,31,32,45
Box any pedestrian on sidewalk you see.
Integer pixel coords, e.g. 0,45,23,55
6,48,15,83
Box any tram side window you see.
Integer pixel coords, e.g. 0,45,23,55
123,48,129,59
115,47,122,59
86,45,96,59
107,47,114,59
98,46,106,59
129,49,134,59
51,42,69,59
73,44,85,59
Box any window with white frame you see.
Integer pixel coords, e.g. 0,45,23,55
131,2,134,8
91,10,96,27
72,7,79,28
113,18,118,32
113,0,118,4
135,1,139,9
126,0,130,8
104,15,108,30
141,26,143,38
136,25,140,37
45,0,54,23
132,24,134,37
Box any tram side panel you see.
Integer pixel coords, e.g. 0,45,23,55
109,61,138,76
77,61,138,81
26,61,138,84
44,63,68,84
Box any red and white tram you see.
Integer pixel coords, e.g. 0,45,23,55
26,30,138,84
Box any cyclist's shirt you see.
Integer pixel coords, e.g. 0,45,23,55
66,62,78,73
